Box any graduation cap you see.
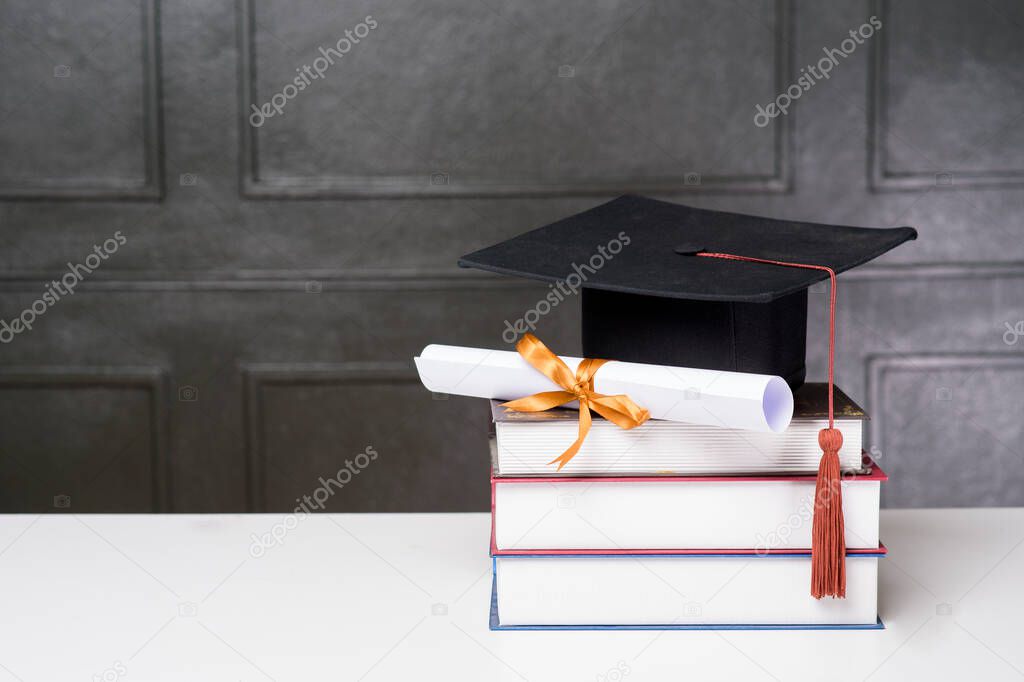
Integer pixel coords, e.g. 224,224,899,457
459,194,916,389
460,194,917,599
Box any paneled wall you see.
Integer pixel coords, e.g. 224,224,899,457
1,0,1022,512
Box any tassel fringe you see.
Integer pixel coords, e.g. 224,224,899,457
811,427,846,599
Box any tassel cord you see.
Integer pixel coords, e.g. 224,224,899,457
697,251,845,598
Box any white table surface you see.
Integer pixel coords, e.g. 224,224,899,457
1,509,1023,682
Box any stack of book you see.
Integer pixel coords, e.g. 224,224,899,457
489,383,886,630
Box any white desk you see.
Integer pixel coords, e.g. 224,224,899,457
1,509,1022,681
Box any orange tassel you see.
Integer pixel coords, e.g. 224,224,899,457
697,251,847,598
811,427,846,598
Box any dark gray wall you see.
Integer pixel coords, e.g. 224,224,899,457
1,0,1022,512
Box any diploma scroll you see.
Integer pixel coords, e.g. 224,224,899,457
414,344,793,433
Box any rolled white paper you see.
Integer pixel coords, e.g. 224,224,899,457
414,344,793,433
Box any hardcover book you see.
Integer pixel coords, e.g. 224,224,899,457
491,383,866,476
491,548,886,629
492,460,885,552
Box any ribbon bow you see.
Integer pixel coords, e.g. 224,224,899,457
501,334,650,470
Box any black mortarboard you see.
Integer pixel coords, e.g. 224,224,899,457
459,195,916,388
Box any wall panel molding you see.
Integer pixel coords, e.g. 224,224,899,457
3,260,1024,292
865,353,1024,453
238,0,794,199
868,0,1024,192
0,0,164,201
241,362,417,511
0,365,171,510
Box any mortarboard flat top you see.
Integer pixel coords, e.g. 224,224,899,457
458,195,917,386
459,195,916,304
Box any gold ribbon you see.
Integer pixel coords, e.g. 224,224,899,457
501,333,651,470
